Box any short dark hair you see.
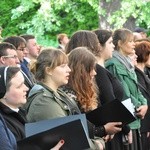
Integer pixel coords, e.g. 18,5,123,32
0,42,16,57
20,34,35,42
3,36,26,49
134,27,147,33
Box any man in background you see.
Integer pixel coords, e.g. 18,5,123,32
57,33,69,51
134,27,148,39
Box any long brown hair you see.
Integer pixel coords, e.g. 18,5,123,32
68,47,98,112
65,30,101,57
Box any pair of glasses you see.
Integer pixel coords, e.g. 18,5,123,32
2,55,18,59
17,47,26,51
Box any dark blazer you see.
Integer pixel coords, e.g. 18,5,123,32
135,67,150,132
0,102,27,141
20,59,36,96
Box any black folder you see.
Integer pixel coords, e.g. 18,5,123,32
86,100,136,126
25,114,89,138
17,119,90,150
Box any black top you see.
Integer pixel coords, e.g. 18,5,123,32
61,86,106,138
95,64,124,105
0,102,27,141
145,66,150,79
135,67,150,132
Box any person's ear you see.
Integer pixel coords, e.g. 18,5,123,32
118,40,123,48
45,66,53,76
0,56,6,64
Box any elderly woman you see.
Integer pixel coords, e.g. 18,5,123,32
105,28,148,150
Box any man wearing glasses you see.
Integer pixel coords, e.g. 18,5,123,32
0,42,20,67
3,36,35,94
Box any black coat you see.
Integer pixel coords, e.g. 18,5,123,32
145,67,150,79
135,67,150,132
95,64,124,105
0,102,27,141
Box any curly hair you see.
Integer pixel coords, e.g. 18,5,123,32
68,47,98,112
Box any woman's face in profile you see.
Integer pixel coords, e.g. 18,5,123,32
102,37,114,60
4,71,29,108
50,63,71,87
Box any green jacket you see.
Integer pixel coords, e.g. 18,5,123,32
24,83,105,149
24,83,80,123
105,57,147,129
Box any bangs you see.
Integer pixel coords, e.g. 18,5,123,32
51,50,68,69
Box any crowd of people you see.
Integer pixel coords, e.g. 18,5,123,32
0,27,150,150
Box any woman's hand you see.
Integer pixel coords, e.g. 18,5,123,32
103,134,114,142
50,140,64,150
104,122,122,135
136,105,148,119
127,130,132,144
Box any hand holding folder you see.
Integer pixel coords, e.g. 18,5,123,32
86,99,136,126
18,114,90,150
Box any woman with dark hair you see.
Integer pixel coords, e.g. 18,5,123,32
65,29,130,150
93,29,132,150
93,29,124,104
105,28,148,150
134,41,150,150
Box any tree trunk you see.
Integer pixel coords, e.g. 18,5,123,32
99,0,136,30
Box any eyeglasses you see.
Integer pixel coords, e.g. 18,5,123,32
17,47,26,51
2,55,18,59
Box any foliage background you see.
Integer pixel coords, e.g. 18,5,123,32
0,0,150,47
